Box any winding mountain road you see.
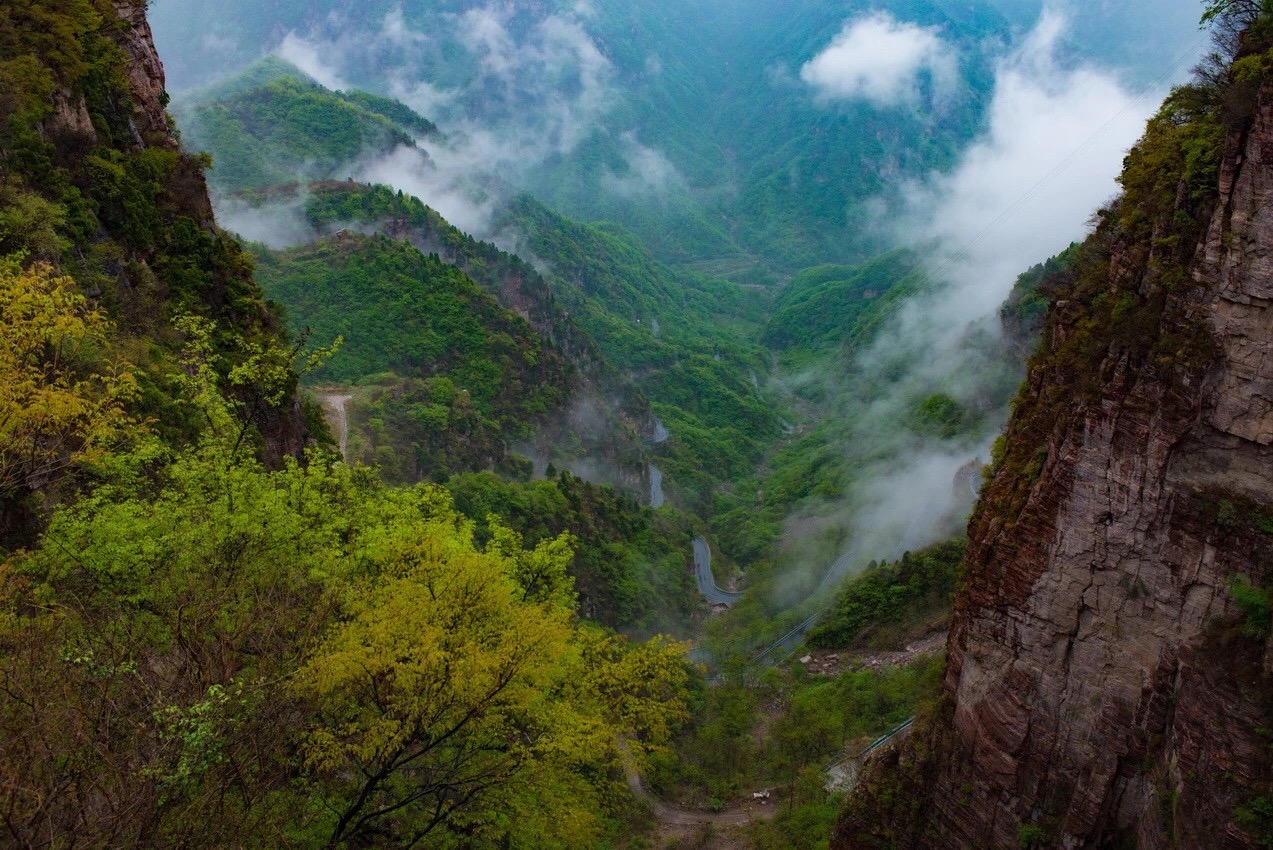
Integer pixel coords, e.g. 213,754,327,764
650,417,669,444
319,393,353,457
649,465,666,508
692,537,744,605
622,743,777,827
824,717,915,792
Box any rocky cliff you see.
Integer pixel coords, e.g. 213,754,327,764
836,17,1273,850
7,0,308,475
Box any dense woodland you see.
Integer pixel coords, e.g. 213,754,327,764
0,3,688,845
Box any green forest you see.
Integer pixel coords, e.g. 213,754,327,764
0,7,979,838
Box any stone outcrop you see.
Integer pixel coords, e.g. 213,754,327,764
112,0,178,145
44,1,175,148
112,0,179,146
46,89,96,144
836,61,1273,850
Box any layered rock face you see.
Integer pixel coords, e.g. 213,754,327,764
47,1,174,148
836,71,1273,850
112,0,175,142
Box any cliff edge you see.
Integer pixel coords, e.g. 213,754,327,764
837,12,1273,850
1,0,307,508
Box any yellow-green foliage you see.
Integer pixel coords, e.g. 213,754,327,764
0,356,690,846
0,256,136,494
0,1,304,484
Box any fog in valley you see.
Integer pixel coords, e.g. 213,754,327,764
153,0,1206,594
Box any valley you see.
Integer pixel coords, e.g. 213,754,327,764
2,1,1267,848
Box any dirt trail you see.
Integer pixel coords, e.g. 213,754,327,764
622,746,776,828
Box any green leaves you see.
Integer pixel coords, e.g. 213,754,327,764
2,372,691,844
1229,575,1273,640
1201,1,1267,28
255,234,572,425
807,539,965,650
0,256,138,495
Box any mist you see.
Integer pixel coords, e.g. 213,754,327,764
800,12,959,108
271,5,623,180
793,11,1169,573
199,2,689,251
215,191,317,251
161,1,1193,589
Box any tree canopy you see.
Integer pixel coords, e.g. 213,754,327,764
0,348,689,847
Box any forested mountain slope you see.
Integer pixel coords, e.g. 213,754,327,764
0,0,313,546
180,64,782,512
146,0,1004,272
3,1,1233,846
148,0,1203,274
0,4,695,846
838,6,1273,847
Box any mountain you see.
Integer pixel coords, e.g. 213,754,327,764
0,4,692,846
180,64,783,512
148,0,1205,276
0,0,314,544
838,7,1273,847
176,64,656,481
762,251,924,355
146,0,1008,273
10,1,1250,847
178,61,439,191
255,232,576,477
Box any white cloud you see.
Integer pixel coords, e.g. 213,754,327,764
351,145,498,239
821,12,1165,564
800,12,958,107
281,4,615,174
447,7,613,157
898,11,1158,323
249,3,626,238
602,133,682,197
276,33,348,91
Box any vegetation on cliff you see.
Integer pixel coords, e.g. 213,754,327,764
255,233,575,456
0,5,694,846
0,369,689,846
0,0,312,530
807,539,965,651
838,4,1273,847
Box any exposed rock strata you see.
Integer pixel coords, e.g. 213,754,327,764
836,80,1273,850
112,0,175,144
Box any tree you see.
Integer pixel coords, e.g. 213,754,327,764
294,515,688,847
1201,0,1266,28
0,256,135,495
0,348,689,845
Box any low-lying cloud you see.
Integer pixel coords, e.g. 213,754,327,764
602,132,683,198
809,12,1166,570
800,12,958,107
230,4,685,237
277,3,620,177
896,12,1158,323
276,32,348,92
